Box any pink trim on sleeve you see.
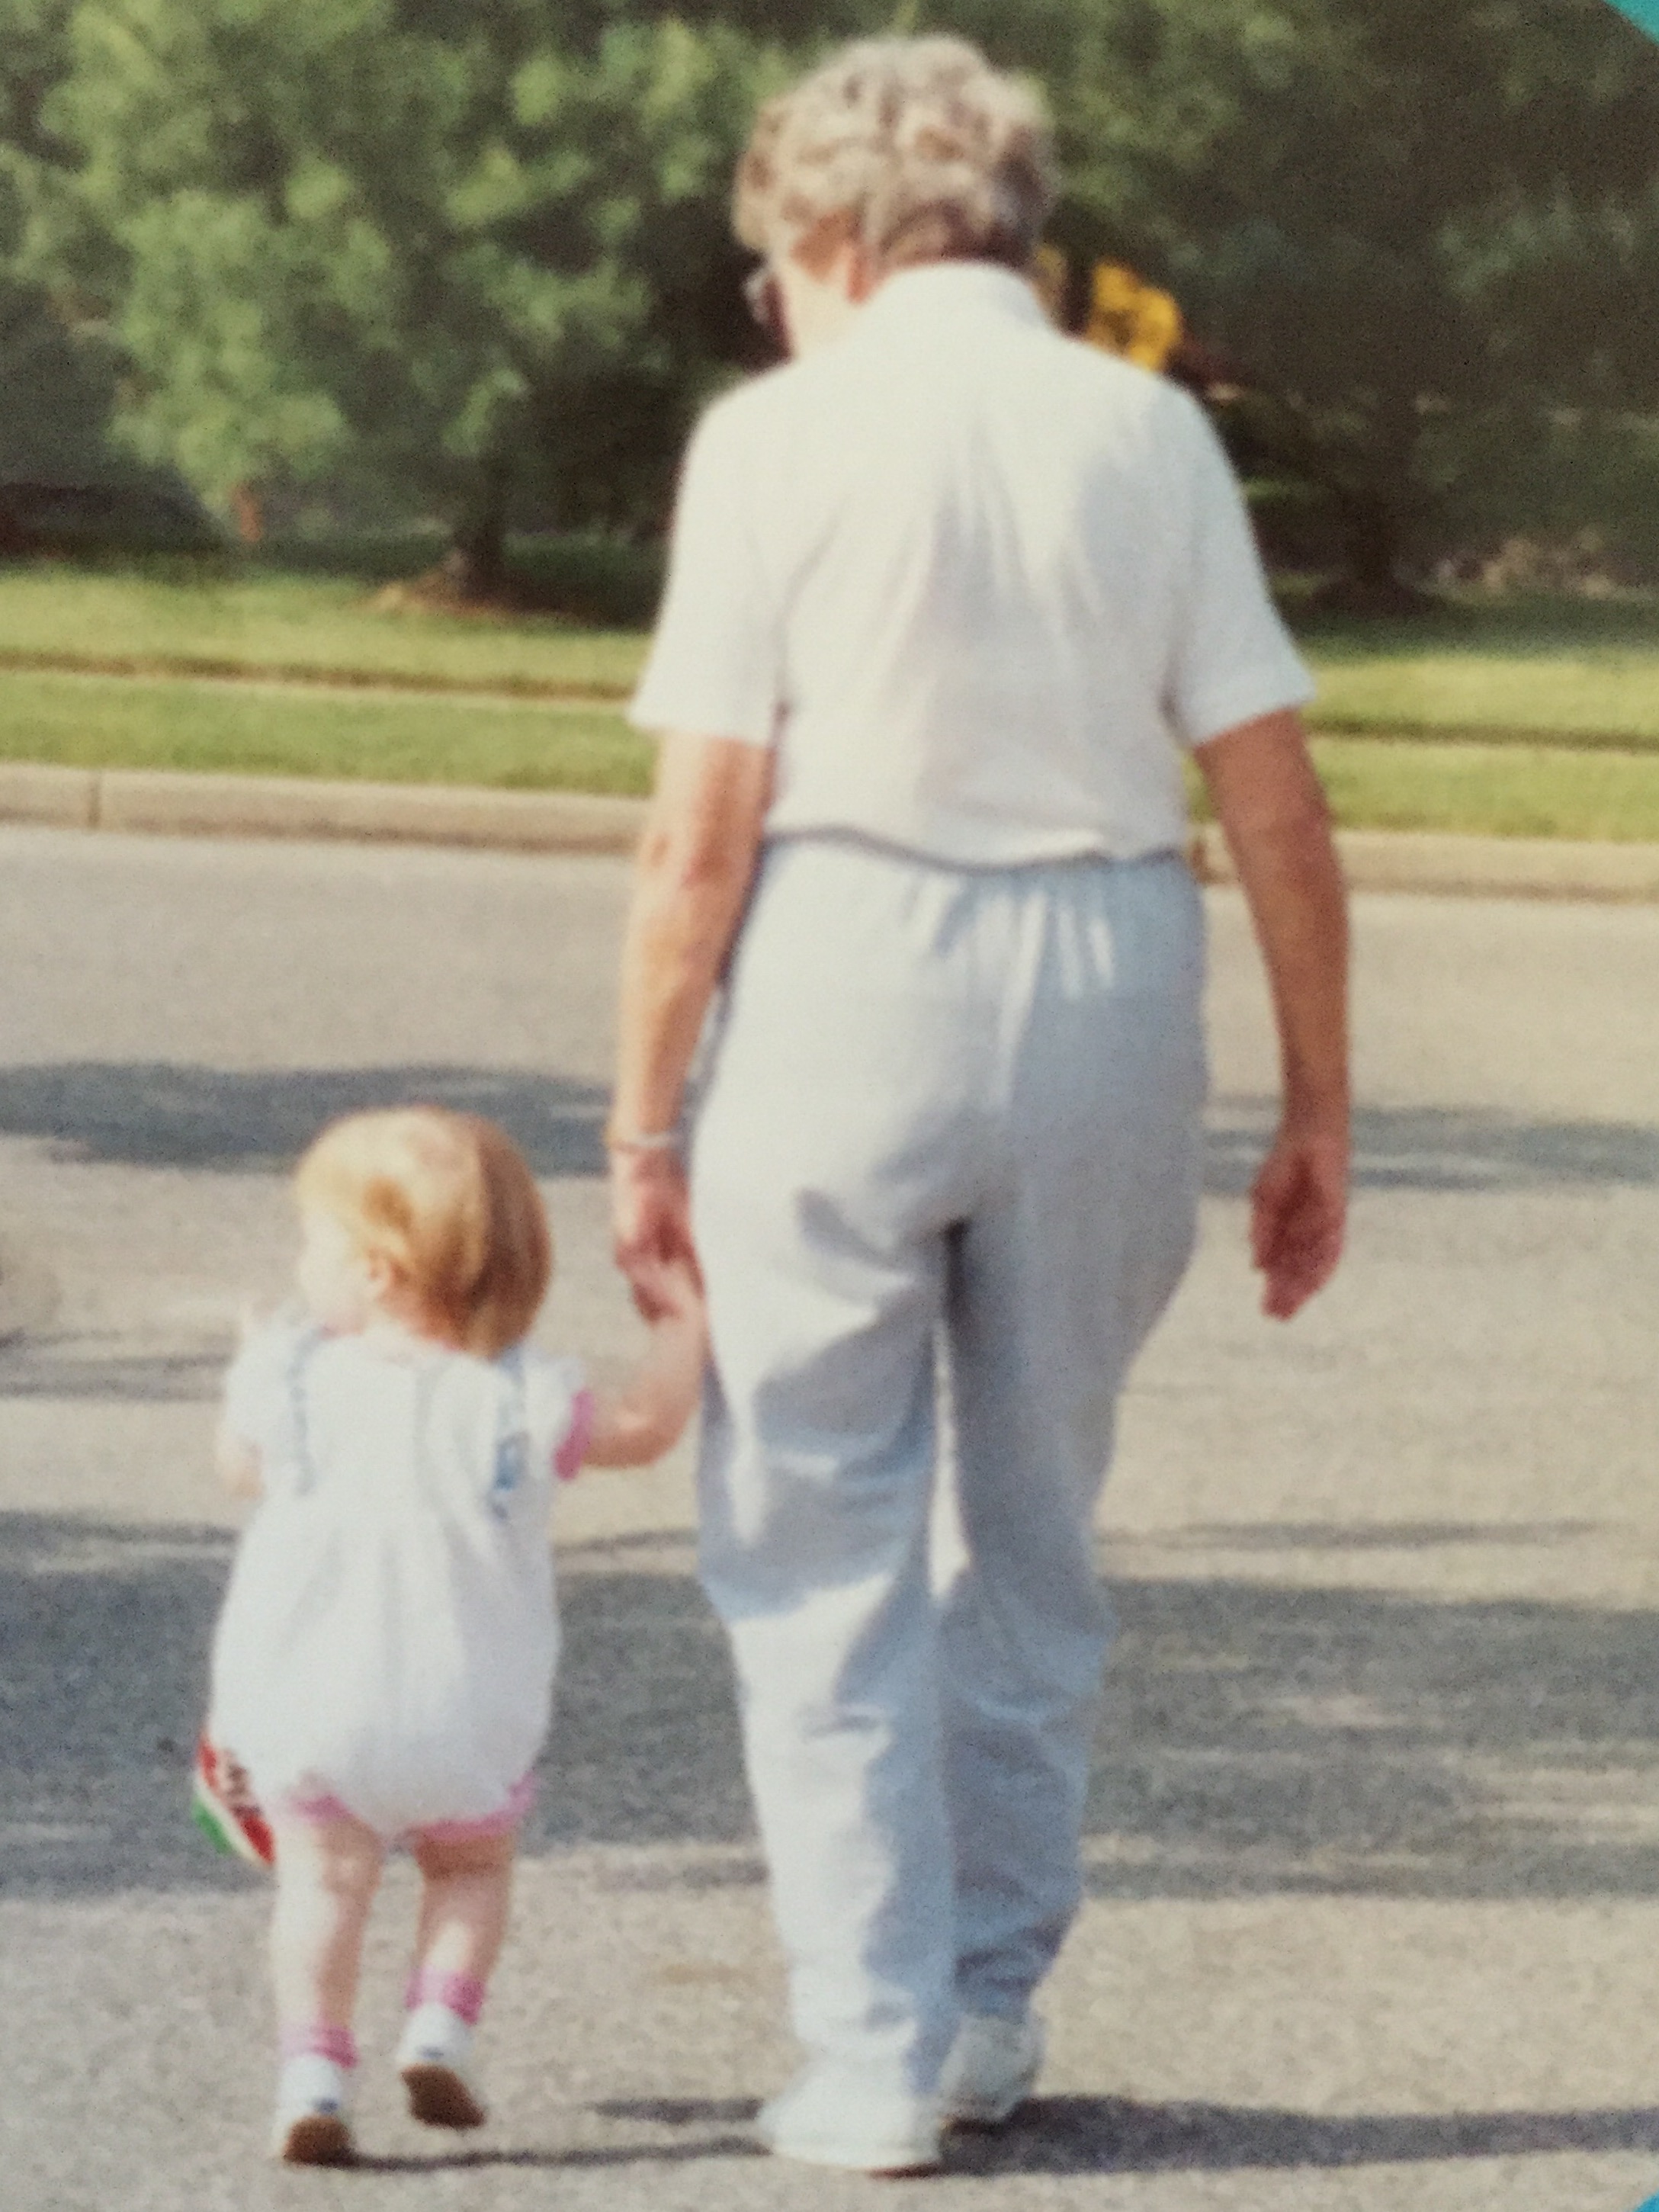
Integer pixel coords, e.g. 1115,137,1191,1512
554,1387,596,1482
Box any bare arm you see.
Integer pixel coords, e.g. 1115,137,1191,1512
609,733,772,1311
581,1263,708,1468
1195,708,1350,1319
215,1426,264,1500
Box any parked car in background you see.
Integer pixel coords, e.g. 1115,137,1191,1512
0,477,223,560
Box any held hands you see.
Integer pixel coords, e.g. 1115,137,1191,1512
610,1148,699,1321
1250,1113,1349,1321
585,1209,707,1471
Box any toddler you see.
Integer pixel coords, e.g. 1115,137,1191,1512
202,1106,704,2165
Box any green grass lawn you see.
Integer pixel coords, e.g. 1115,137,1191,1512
3,563,1657,740
11,667,1659,840
1301,596,1659,746
0,563,646,696
1179,735,1659,842
1308,735,1659,841
5,565,1659,837
0,670,654,795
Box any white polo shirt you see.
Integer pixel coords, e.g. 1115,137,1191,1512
630,261,1314,867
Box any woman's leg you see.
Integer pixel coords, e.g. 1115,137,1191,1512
695,1205,955,2112
940,857,1205,2027
690,843,987,2134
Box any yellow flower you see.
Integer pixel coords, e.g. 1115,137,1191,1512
1084,261,1183,371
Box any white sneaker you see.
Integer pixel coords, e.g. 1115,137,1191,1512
270,2054,355,2165
756,2065,942,2174
938,2012,1045,2127
396,2002,487,2130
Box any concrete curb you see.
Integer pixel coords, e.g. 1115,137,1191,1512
1192,823,1659,902
5,760,1659,897
0,760,647,854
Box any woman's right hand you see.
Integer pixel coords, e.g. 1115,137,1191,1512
611,1150,699,1319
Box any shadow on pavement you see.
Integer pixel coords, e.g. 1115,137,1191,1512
0,1062,608,1175
1146,1520,1605,1552
0,1334,222,1400
351,2134,765,2172
0,1064,1656,1193
8,1511,1659,1906
1089,1568,1659,1899
946,2094,1659,2176
1208,1093,1659,1195
594,2092,1659,2174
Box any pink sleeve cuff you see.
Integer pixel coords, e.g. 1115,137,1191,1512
554,1387,595,1482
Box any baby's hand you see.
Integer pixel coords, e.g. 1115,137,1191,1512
579,1254,706,1472
653,1257,704,1323
216,1424,265,1501
631,1251,704,1328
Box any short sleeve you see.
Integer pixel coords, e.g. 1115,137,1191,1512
627,397,784,746
221,1317,315,1477
1163,393,1316,750
521,1351,593,1485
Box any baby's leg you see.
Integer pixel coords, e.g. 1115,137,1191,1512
396,1825,518,2129
410,1825,516,1988
269,1809,385,2033
266,1808,384,2161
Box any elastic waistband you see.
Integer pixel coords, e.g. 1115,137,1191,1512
764,829,1186,881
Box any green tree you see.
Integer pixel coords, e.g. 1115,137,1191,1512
964,0,1659,602
36,0,777,581
14,0,1657,597
0,0,120,487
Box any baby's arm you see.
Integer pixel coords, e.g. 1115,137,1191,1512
582,1260,707,1469
216,1310,271,1500
215,1424,264,1501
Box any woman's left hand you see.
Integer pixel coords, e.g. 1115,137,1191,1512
611,1151,699,1319
1250,1116,1349,1321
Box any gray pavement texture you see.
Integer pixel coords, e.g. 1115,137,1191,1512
2,826,1659,2212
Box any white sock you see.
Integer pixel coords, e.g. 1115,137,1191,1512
275,2053,352,2118
398,2002,474,2071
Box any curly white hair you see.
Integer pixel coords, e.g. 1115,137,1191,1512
734,36,1054,274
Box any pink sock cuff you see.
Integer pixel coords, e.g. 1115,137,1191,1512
404,1969,487,2027
280,2024,358,2067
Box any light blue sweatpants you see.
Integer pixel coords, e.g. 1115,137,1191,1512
691,837,1205,2104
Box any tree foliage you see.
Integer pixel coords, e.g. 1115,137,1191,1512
18,0,781,570
988,0,1659,597
0,0,118,483
2,0,1656,595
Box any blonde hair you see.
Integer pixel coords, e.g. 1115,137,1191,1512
734,36,1054,277
295,1108,550,1359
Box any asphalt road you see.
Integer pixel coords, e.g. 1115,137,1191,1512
3,826,1659,2212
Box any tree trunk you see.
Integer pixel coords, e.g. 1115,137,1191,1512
442,461,511,602
1319,485,1436,616
230,482,264,545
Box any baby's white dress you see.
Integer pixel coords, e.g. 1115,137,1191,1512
209,1318,589,1838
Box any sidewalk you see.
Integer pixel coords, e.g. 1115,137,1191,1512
5,756,1659,899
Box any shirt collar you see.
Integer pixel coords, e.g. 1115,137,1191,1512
857,259,1049,336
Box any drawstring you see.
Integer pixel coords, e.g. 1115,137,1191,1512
284,1328,326,1494
487,1347,530,1519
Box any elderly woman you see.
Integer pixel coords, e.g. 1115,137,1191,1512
608,35,1348,2175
